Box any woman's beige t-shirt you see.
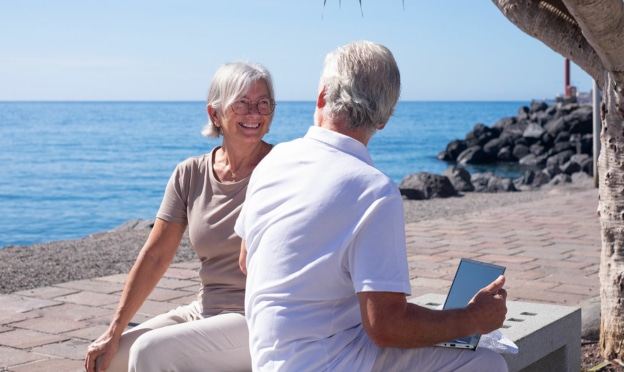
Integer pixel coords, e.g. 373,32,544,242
157,147,247,315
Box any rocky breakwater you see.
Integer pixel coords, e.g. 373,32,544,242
399,101,595,200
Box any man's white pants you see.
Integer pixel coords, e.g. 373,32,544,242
372,343,508,372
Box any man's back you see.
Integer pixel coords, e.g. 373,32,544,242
236,126,410,371
236,40,507,372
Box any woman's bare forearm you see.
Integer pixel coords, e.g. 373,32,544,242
107,219,185,334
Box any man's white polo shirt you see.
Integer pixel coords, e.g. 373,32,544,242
236,125,411,371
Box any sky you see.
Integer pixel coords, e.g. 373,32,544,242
0,1,594,102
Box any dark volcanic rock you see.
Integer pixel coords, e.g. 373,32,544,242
398,172,458,200
424,101,596,197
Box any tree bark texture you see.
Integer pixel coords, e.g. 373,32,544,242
597,74,624,360
563,0,624,94
492,0,605,86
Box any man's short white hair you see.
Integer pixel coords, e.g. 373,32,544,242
319,40,401,133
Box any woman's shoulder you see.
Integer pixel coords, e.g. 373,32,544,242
175,149,217,170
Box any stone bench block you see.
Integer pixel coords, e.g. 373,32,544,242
409,293,581,372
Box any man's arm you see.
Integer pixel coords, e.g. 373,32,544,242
357,275,507,348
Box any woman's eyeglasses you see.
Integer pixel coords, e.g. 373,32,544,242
231,98,276,115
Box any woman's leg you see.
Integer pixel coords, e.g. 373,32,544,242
128,312,250,372
100,302,202,372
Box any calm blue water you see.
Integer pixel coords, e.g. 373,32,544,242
0,101,527,248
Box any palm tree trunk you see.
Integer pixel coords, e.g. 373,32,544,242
597,73,624,360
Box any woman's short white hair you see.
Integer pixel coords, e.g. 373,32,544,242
319,40,401,133
201,62,275,138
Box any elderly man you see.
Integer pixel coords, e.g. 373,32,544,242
235,40,508,371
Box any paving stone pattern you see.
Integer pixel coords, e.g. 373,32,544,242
0,189,601,371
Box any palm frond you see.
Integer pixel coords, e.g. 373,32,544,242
322,0,406,18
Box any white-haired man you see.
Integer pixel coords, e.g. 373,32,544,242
236,40,508,371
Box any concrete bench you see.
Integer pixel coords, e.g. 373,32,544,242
409,293,581,372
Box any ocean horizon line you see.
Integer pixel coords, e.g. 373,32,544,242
0,99,537,104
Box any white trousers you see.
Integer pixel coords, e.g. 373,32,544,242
372,344,508,372
100,300,506,372
101,301,250,372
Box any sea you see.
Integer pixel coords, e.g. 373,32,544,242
0,101,529,249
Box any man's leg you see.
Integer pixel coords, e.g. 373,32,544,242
372,345,508,372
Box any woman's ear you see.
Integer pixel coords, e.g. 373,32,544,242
207,105,219,126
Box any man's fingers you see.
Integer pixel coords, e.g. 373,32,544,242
496,288,507,300
484,275,505,293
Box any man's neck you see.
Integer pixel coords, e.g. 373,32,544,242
316,118,372,147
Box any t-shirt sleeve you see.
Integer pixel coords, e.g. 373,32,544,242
348,193,412,296
156,162,189,225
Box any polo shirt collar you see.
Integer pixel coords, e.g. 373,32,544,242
304,126,374,166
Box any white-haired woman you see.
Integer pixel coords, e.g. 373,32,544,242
85,61,275,372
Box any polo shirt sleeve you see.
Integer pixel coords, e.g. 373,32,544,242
348,193,412,296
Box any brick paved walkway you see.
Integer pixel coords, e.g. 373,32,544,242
0,188,601,371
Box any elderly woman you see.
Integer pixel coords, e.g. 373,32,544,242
85,62,275,372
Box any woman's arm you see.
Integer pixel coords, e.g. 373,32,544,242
239,239,247,275
85,218,186,372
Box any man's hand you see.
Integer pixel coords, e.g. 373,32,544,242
465,275,507,335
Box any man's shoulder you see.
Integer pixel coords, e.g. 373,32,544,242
263,137,311,159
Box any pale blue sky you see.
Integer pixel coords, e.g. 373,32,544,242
0,0,593,102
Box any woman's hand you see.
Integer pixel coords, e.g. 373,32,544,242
84,328,120,372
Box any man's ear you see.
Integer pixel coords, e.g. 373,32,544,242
377,123,387,131
316,86,327,109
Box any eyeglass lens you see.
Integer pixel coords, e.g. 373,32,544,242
231,99,275,115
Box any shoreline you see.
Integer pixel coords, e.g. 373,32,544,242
0,178,596,295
